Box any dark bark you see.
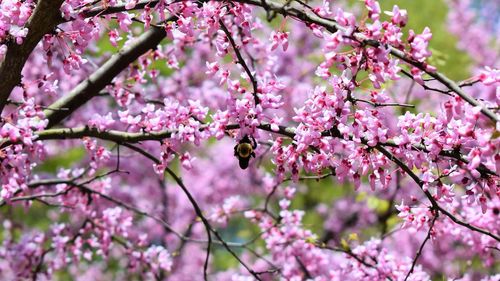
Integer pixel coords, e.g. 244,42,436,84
0,0,65,114
45,24,169,128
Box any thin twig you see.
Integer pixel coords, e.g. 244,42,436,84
219,20,260,105
404,213,438,281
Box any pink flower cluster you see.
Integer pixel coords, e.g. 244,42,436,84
0,0,498,280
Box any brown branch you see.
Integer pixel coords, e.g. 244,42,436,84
78,182,185,235
351,98,415,108
165,166,261,280
164,166,213,281
318,244,393,281
44,17,174,128
404,214,438,281
264,183,279,215
172,220,196,258
400,69,452,95
76,0,161,19
9,189,74,203
24,122,496,177
373,144,500,242
219,20,260,105
0,0,65,114
21,174,271,250
295,257,313,279
36,126,173,143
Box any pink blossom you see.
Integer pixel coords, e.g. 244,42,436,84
478,67,499,85
269,31,289,51
365,0,381,20
0,123,21,142
108,29,122,47
88,113,115,131
386,5,408,27
409,27,433,62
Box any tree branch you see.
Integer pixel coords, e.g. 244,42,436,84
8,123,499,242
228,0,498,123
76,0,161,19
318,244,393,281
219,19,260,105
164,166,261,280
36,126,173,143
404,214,438,281
0,0,65,114
164,166,213,281
27,123,497,177
374,144,500,242
121,142,262,280
21,177,192,242
44,18,174,128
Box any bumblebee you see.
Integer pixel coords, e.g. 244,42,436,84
234,135,257,169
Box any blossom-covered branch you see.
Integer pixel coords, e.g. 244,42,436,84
0,0,65,113
1,0,498,279
45,17,174,128
231,0,499,122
